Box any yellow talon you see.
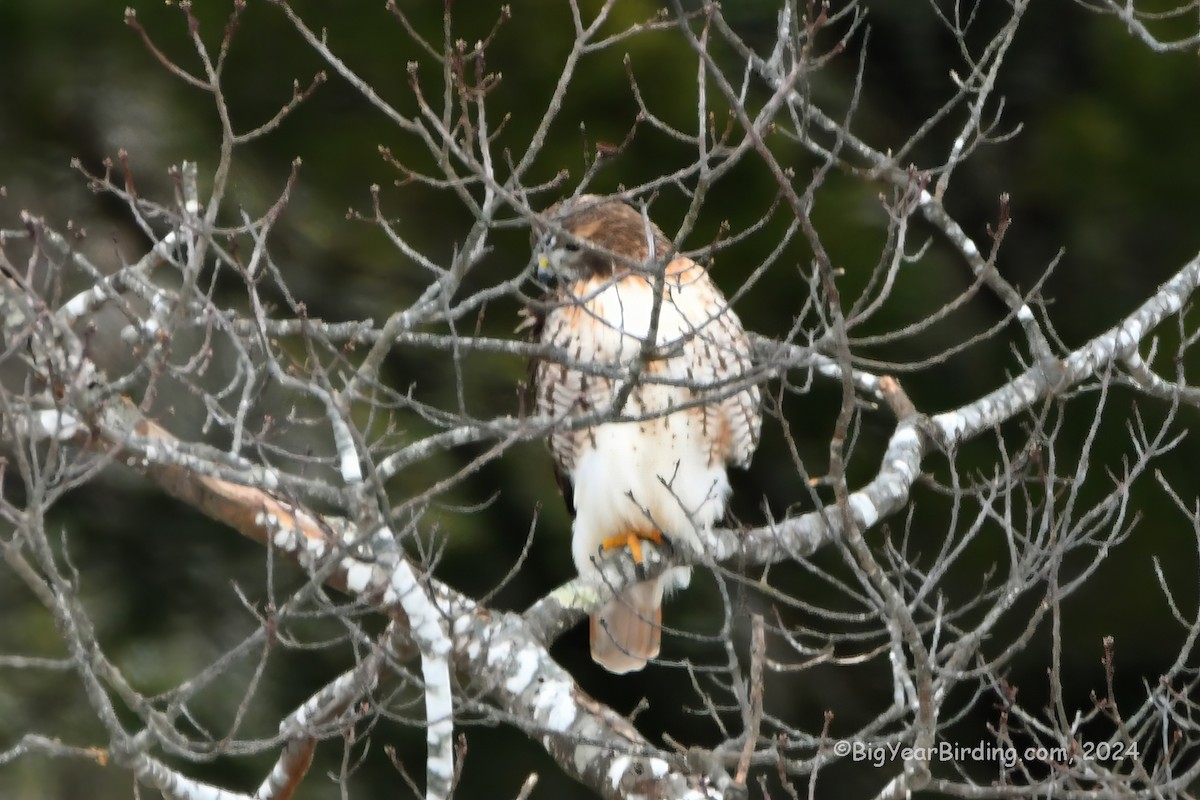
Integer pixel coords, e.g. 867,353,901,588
599,528,665,564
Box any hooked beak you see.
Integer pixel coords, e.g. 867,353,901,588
536,254,556,284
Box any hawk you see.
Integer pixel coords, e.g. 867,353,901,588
528,195,762,673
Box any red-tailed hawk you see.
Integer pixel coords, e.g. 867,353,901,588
529,195,762,673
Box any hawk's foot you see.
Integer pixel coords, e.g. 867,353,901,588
598,528,667,577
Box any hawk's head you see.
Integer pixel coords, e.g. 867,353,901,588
535,195,672,285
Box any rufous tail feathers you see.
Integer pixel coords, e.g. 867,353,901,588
590,580,662,674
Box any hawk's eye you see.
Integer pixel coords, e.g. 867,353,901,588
542,234,581,256
546,231,579,252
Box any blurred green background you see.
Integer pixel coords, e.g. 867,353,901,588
2,1,1200,797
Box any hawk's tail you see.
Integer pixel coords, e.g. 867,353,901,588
590,580,662,674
